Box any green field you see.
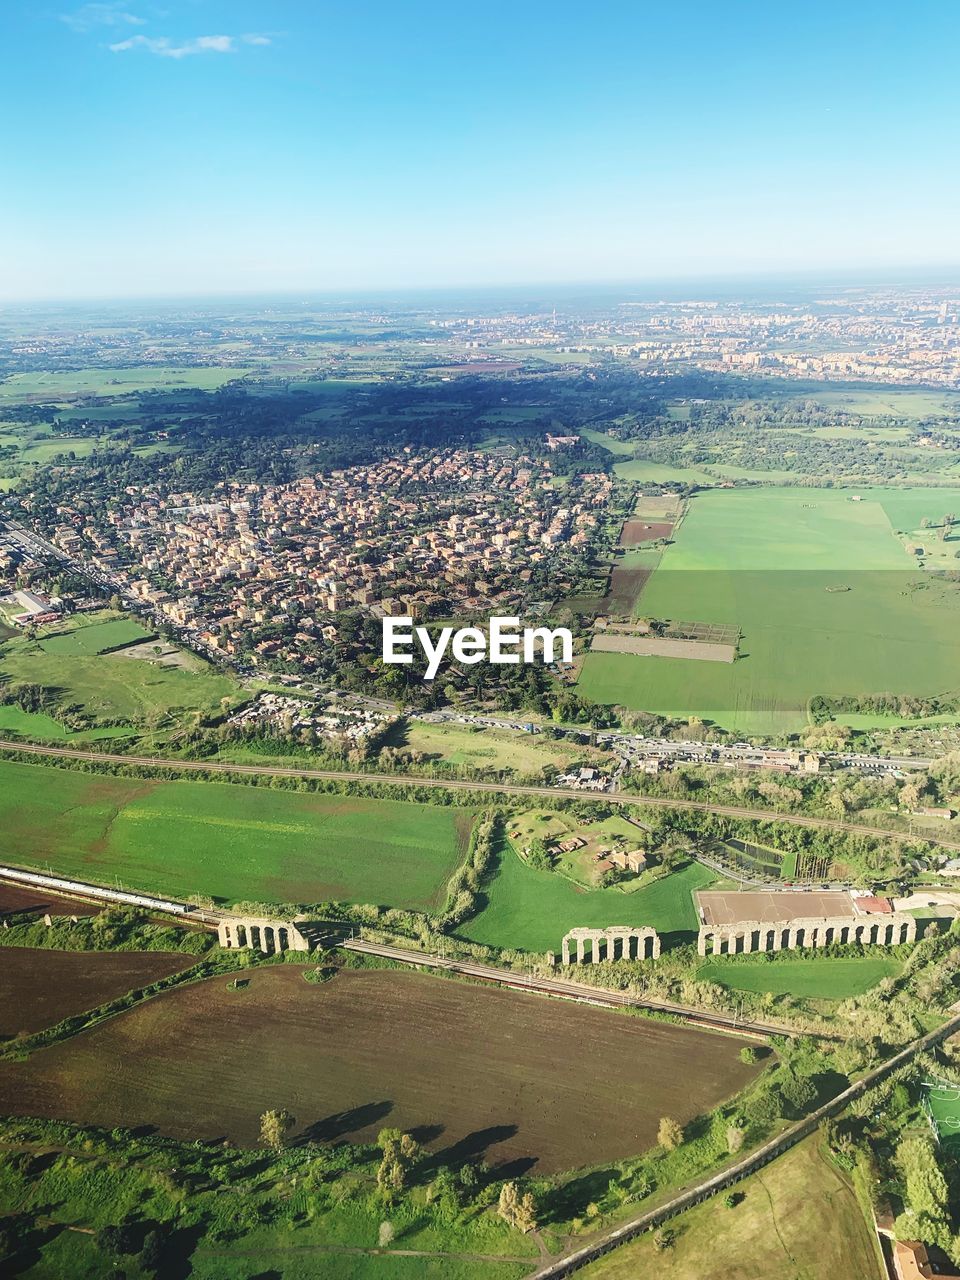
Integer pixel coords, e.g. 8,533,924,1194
926,1083,960,1151
0,366,255,400
0,705,134,742
697,954,902,999
460,846,714,953
397,720,605,777
0,760,472,910
0,616,240,729
39,617,154,656
578,486,960,733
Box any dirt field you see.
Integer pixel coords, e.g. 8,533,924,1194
696,889,857,927
0,947,192,1037
590,633,737,663
0,967,759,1173
619,520,673,546
0,883,100,918
605,566,654,615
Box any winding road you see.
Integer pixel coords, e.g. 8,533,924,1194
3,738,959,851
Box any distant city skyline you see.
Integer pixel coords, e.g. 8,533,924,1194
2,0,958,301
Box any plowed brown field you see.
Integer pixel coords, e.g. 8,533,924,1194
0,946,193,1037
0,966,759,1173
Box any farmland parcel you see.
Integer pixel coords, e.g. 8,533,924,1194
0,966,759,1173
577,486,960,733
0,760,472,910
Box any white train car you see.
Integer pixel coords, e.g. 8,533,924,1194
0,865,189,915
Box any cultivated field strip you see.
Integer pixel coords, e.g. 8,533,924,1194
3,740,959,851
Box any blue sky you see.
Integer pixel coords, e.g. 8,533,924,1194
1,1,958,299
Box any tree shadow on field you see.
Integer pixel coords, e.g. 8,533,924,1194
296,1099,393,1145
491,1154,538,1180
541,1167,617,1224
409,1122,445,1146
3,1213,62,1275
425,1124,519,1175
154,1218,208,1280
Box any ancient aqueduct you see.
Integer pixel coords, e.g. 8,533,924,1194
696,913,916,956
561,926,661,964
559,913,916,965
217,916,310,954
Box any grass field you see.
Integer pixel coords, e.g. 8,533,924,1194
580,1136,880,1279
578,486,960,733
0,946,191,1037
460,846,714,952
0,705,134,741
697,954,902,999
0,760,472,910
926,1083,960,1152
793,387,960,417
39,617,154,656
0,615,241,729
0,966,758,1172
0,366,255,401
392,720,605,777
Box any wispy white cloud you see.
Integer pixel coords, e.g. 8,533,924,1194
108,32,272,58
61,3,146,32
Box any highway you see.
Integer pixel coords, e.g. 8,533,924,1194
3,737,960,851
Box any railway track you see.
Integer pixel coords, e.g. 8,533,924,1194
340,938,806,1039
3,739,958,850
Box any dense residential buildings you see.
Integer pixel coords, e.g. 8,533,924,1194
40,449,613,671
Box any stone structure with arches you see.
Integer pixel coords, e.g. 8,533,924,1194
218,915,311,954
561,925,661,965
696,912,916,957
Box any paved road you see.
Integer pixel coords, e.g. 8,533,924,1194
3,738,960,851
340,938,800,1039
525,1007,960,1278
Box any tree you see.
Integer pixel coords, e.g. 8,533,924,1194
658,1116,683,1151
378,1220,395,1248
498,1181,538,1233
259,1107,295,1152
97,1224,139,1256
376,1129,421,1198
779,1071,817,1115
739,1046,758,1065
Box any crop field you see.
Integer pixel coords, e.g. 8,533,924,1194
39,617,154,656
0,946,191,1037
0,761,473,910
620,519,673,545
0,966,759,1172
578,486,960,733
581,1136,879,1279
696,955,901,999
460,845,715,952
